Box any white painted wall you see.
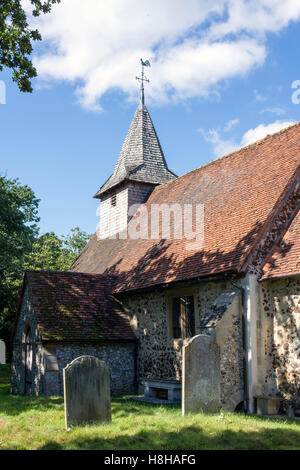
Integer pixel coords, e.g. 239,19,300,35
98,186,129,239
97,183,153,239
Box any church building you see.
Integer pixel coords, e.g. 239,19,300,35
11,75,300,415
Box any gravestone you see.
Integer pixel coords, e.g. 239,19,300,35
182,334,221,415
0,341,5,364
63,355,111,428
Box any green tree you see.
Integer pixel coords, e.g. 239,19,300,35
0,175,39,349
24,228,91,272
0,174,91,357
24,232,72,271
62,226,91,257
0,0,60,92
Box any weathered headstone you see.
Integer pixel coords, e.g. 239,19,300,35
63,355,111,428
0,341,5,364
182,334,221,415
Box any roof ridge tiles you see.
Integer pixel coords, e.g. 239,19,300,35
151,120,300,193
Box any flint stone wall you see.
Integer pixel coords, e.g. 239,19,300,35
257,276,300,406
122,279,229,385
122,278,244,410
64,355,111,427
196,281,244,410
13,340,136,397
213,290,244,410
53,342,136,396
12,275,245,408
11,284,136,396
122,290,182,385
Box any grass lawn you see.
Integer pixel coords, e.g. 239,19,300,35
0,365,299,450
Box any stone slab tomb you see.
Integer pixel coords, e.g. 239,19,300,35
0,341,5,364
63,355,111,428
143,378,181,403
256,397,281,415
182,334,221,415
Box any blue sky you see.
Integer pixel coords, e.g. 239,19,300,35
1,1,300,236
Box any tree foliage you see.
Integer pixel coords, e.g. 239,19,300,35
0,174,91,354
24,228,91,272
0,175,39,347
0,0,60,92
62,227,91,258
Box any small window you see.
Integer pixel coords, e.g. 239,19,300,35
172,297,182,339
170,295,195,339
111,192,117,206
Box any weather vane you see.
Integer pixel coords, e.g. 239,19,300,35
136,58,151,106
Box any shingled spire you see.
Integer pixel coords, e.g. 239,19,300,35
94,104,176,198
94,59,176,199
95,60,176,238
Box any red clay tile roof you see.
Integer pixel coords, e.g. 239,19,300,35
25,270,136,342
261,208,300,280
71,122,300,292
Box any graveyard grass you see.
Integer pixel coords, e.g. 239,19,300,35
0,366,299,450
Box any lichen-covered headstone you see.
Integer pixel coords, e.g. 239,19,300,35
182,334,221,415
63,355,111,428
0,341,5,364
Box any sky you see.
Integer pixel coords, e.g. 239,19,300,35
1,0,300,236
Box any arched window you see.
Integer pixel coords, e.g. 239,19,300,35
23,325,31,344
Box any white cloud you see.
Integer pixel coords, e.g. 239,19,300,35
207,0,300,39
199,128,238,157
23,0,300,110
224,118,240,131
254,89,267,102
260,107,286,115
201,119,294,157
241,120,294,146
